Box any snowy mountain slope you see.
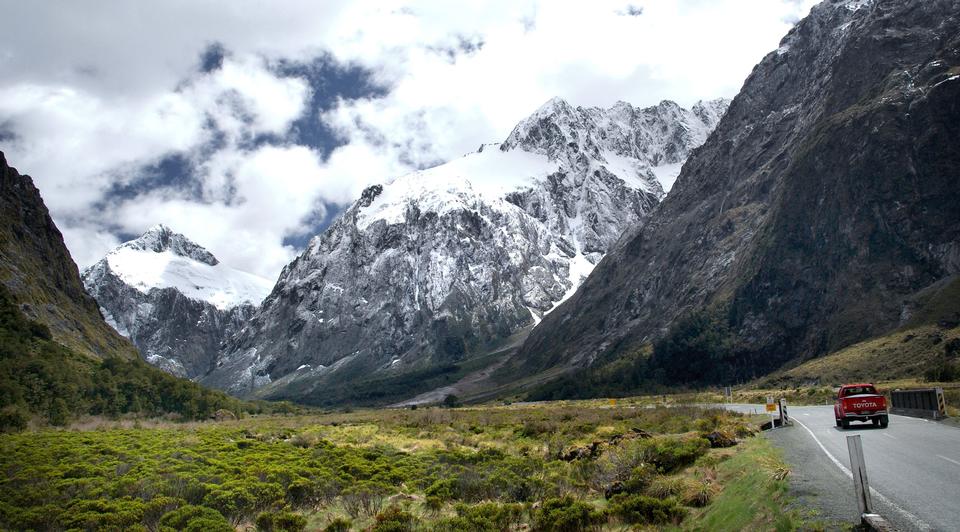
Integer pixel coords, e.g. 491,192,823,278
82,225,271,378
201,97,729,403
96,226,271,311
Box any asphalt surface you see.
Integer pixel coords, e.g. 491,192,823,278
725,404,960,531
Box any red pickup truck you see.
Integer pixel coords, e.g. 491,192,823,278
834,383,889,428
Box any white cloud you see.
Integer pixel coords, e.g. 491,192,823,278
0,84,205,215
0,0,819,279
58,225,122,271
322,0,818,168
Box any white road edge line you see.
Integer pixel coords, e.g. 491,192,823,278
937,454,960,467
791,416,932,531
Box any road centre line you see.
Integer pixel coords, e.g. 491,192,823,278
936,455,960,467
791,415,932,531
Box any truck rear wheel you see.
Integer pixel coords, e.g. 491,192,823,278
879,416,889,428
835,418,842,427
841,419,850,429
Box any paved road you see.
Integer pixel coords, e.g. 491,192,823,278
725,404,960,531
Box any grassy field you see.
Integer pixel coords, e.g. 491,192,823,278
0,400,813,531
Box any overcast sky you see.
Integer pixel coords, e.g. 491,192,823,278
0,0,818,280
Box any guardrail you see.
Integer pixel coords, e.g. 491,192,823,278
890,387,946,419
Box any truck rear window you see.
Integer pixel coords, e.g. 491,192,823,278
842,386,877,396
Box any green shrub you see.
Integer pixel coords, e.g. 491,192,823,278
203,480,283,525
2,503,63,530
425,495,444,512
341,481,393,518
451,502,524,531
433,516,478,531
645,436,710,473
159,504,232,532
371,505,415,532
60,498,145,530
442,394,461,408
532,496,605,532
0,406,28,433
143,496,184,530
256,511,276,531
274,511,307,532
323,516,352,532
608,493,686,525
256,510,307,532
425,478,459,501
622,464,656,494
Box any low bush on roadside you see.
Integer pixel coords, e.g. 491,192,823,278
608,493,686,525
159,504,233,532
644,435,711,472
370,505,415,532
532,496,605,531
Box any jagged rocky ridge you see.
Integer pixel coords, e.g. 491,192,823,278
82,225,272,378
201,97,729,401
517,0,960,384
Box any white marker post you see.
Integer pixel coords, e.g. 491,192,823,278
766,396,777,428
779,398,789,425
846,435,873,515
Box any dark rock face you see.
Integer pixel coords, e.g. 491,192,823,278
518,0,960,380
202,98,728,401
0,151,137,359
82,275,257,378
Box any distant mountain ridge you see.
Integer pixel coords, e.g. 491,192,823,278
82,225,271,378
197,96,729,404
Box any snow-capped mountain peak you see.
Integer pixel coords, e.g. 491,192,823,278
82,226,273,378
501,97,730,194
121,224,219,266
87,226,271,311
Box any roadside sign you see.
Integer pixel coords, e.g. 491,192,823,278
765,396,777,412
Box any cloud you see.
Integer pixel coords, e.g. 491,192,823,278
320,0,819,176
0,0,818,279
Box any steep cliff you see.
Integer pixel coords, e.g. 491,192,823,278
518,0,960,386
0,151,137,360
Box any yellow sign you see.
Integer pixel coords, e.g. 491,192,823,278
765,403,777,412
